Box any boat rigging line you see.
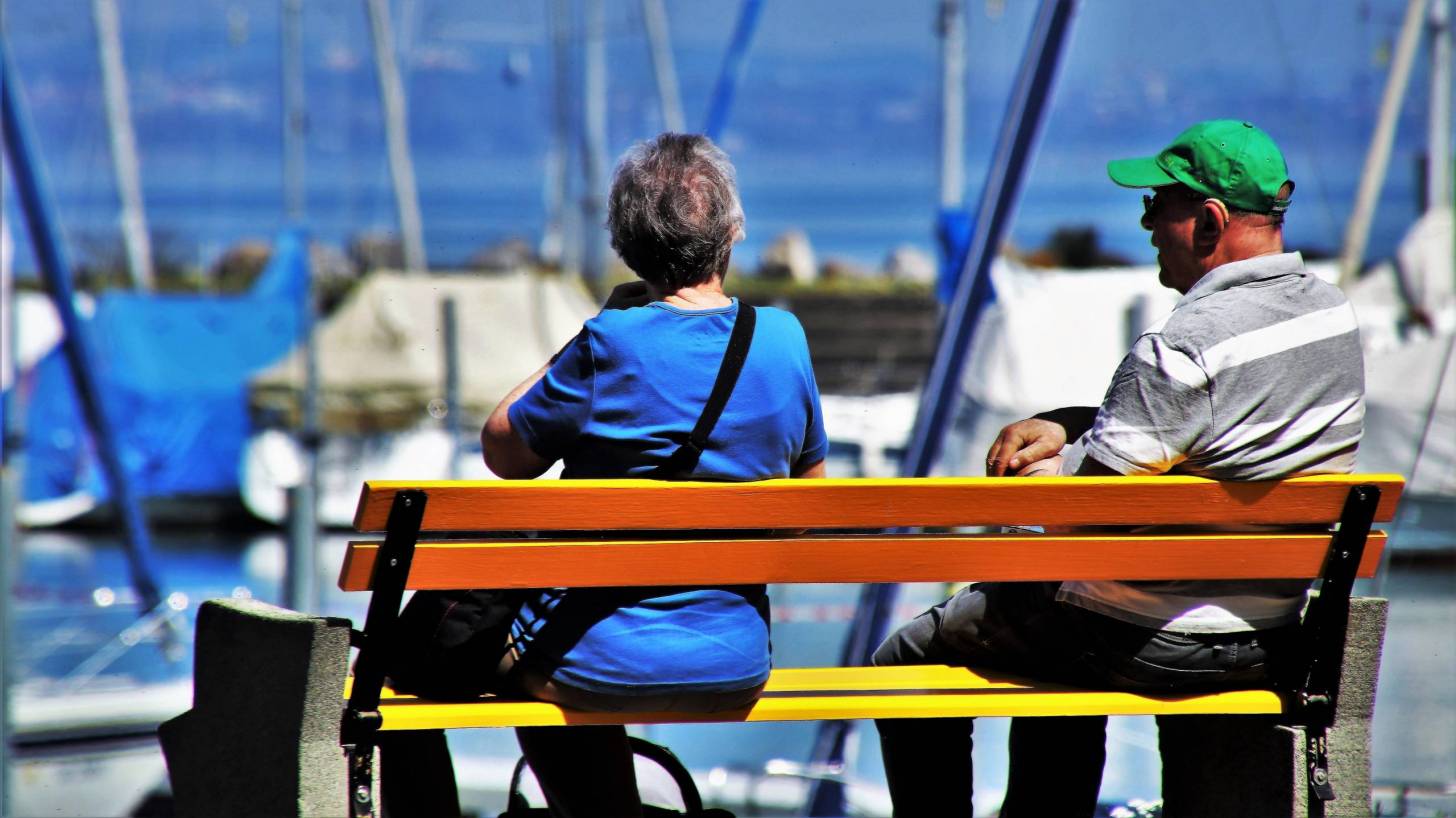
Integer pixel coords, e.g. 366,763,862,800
704,0,765,142
0,39,178,657
1341,0,1429,286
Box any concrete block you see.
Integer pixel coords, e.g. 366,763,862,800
159,598,355,818
1158,596,1388,818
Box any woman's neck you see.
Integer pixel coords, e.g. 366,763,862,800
654,277,732,309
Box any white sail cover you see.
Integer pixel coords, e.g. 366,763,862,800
942,259,1179,476
1357,331,1456,497
1346,208,1456,497
250,269,597,430
242,269,593,525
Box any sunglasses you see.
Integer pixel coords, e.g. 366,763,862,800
1141,188,1219,223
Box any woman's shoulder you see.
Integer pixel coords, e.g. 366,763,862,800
583,301,808,348
747,306,813,363
581,303,665,338
745,302,808,339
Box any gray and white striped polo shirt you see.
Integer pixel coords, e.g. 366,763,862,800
1060,251,1365,632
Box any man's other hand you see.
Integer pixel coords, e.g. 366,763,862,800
601,280,653,311
985,418,1067,476
1015,454,1064,478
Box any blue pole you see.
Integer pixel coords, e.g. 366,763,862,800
803,2,1079,813
905,0,1079,477
1,39,166,617
702,0,764,141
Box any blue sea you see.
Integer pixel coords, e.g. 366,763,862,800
1,0,1438,275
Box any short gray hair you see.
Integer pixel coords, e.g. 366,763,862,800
607,133,745,290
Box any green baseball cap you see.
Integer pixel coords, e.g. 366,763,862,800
1107,119,1293,214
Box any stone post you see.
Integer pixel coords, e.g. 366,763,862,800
159,598,356,818
1158,596,1388,818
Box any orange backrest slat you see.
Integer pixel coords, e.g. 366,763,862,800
337,531,1388,591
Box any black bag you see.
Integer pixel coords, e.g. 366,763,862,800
384,587,532,699
497,736,736,818
383,305,758,700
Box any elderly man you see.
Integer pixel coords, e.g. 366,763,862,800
874,120,1365,816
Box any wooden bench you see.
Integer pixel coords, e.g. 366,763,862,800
160,474,1402,818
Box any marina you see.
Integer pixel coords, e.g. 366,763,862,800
3,1,1455,815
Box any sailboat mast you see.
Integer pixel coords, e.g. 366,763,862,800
540,0,574,268
641,0,686,133
1428,0,1452,211
365,0,428,272
92,0,155,290
581,0,608,285
278,1,320,613
938,0,966,209
282,0,307,223
1340,0,1428,286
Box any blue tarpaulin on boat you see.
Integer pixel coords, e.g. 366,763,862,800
20,229,309,503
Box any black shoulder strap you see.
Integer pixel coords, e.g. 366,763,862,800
649,302,756,479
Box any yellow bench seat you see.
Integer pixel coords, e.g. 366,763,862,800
350,664,1285,730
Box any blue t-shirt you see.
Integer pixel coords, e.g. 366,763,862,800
506,298,827,695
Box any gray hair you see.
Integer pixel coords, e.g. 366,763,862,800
606,133,745,290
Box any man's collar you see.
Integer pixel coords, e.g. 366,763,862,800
1176,251,1305,308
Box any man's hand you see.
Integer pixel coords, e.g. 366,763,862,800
1014,454,1063,478
600,280,654,311
985,418,1067,476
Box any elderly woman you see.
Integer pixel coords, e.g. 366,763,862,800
470,132,826,817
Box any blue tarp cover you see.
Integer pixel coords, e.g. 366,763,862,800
20,229,308,502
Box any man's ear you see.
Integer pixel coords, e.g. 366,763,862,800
1194,199,1228,244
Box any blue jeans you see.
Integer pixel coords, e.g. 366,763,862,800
872,581,1298,818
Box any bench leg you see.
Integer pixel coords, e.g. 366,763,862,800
159,598,356,818
1158,597,1387,818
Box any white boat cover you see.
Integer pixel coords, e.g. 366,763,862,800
250,269,597,431
1357,330,1456,497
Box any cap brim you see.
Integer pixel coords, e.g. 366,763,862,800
1107,156,1178,189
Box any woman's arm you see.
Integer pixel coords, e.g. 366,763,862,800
484,283,651,480
481,362,554,479
766,459,825,537
792,459,826,479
